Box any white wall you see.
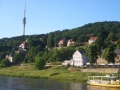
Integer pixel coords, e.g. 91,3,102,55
72,50,84,66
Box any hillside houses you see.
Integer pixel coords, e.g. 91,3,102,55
83,36,98,45
88,37,98,44
67,39,77,46
58,39,65,47
19,40,28,51
58,39,77,47
6,53,14,63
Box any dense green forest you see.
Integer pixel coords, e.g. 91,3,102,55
0,21,120,67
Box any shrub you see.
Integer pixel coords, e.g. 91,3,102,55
1,58,11,68
34,57,46,70
65,63,70,69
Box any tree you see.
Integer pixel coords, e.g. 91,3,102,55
53,49,61,62
28,55,34,63
107,33,118,41
116,39,120,49
36,52,44,58
41,36,47,46
86,44,100,66
95,32,104,49
47,33,54,48
102,47,117,63
14,53,21,64
34,57,46,70
34,45,43,55
43,50,49,62
77,35,86,43
0,52,6,62
104,39,111,48
28,47,35,56
1,58,11,67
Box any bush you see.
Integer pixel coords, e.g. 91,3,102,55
1,58,11,68
34,57,46,70
65,63,70,69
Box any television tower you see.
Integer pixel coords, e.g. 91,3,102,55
23,0,26,35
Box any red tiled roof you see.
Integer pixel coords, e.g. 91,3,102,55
89,37,98,40
83,42,89,45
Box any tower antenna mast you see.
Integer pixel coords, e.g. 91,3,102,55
23,0,26,36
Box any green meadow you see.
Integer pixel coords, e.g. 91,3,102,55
0,65,108,83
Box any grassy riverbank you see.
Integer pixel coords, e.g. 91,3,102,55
0,65,109,83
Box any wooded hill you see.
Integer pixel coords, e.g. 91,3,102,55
1,21,120,49
0,21,120,66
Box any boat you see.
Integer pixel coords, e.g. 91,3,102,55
87,74,120,87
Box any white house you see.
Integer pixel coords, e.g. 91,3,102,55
62,60,72,65
88,37,98,44
67,39,77,46
71,50,89,66
83,36,98,45
19,40,28,51
6,53,14,63
58,39,65,47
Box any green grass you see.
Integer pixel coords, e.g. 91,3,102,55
0,65,108,83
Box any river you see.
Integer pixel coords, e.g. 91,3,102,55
0,76,119,90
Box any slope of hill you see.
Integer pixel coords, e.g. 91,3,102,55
0,21,120,53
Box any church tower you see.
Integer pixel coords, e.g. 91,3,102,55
23,0,26,35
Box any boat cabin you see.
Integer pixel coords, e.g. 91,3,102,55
87,74,120,87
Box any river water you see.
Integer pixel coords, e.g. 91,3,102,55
0,76,119,90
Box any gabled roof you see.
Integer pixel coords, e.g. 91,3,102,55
89,37,98,40
73,50,85,56
101,49,120,55
9,53,13,57
78,50,85,55
114,49,120,54
83,42,89,45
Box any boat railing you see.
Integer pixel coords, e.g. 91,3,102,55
89,79,120,84
89,80,109,84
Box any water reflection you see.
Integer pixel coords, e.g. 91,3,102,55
0,76,119,90
87,85,120,90
0,76,88,90
69,83,87,90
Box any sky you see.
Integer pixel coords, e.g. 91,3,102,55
0,0,120,39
